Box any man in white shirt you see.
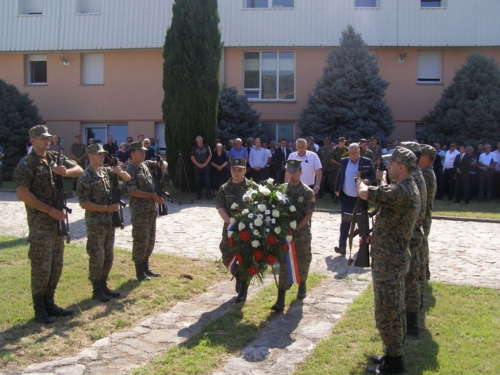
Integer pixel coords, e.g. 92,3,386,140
478,143,497,202
287,138,322,193
248,138,268,183
493,142,500,199
439,142,459,200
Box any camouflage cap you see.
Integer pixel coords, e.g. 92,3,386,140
87,143,108,154
370,136,377,141
29,125,51,138
338,137,345,142
421,144,437,159
389,146,416,167
359,138,368,143
230,158,246,169
400,141,421,154
286,159,302,172
129,141,147,152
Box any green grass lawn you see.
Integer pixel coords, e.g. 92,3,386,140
295,282,500,375
0,235,227,371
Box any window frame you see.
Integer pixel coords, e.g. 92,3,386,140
26,54,47,85
354,0,380,8
420,0,447,9
75,0,102,15
81,53,104,85
18,0,43,16
242,0,294,9
416,50,443,84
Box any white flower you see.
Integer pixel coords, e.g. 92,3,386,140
272,210,280,218
261,187,271,196
274,227,281,235
271,218,276,224
228,231,233,238
286,235,293,243
267,178,275,186
254,218,263,227
265,209,271,215
290,220,297,230
257,204,266,212
257,214,263,220
229,217,236,225
290,205,297,212
249,223,254,229
238,222,246,231
265,216,271,222
248,213,254,219
242,209,249,215
231,202,238,210
253,229,260,236
265,228,270,233
251,240,260,248
276,191,289,203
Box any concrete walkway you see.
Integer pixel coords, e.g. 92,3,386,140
0,191,498,375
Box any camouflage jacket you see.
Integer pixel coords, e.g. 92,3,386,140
412,167,427,239
421,167,437,232
368,144,382,164
126,161,157,214
215,178,258,215
282,181,316,232
77,166,114,227
367,177,420,271
329,146,348,170
13,150,77,226
361,148,374,161
70,143,87,167
317,146,333,171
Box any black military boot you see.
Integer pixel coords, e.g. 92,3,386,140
368,356,404,374
235,280,249,303
144,258,161,277
33,294,53,325
44,293,74,317
102,278,121,298
135,262,151,281
406,311,419,338
370,355,386,364
297,281,307,299
91,280,110,302
271,288,286,312
230,264,241,293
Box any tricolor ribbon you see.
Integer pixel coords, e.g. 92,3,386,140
285,228,300,285
227,255,238,274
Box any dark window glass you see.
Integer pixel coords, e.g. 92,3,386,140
30,61,47,83
273,0,294,8
421,0,442,7
355,0,377,7
246,0,268,8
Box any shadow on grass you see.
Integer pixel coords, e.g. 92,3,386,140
0,237,27,251
325,254,371,280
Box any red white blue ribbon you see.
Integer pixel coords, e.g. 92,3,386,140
227,255,237,274
286,229,300,285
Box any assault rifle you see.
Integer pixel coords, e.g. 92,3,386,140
155,141,169,216
53,137,72,243
109,156,126,229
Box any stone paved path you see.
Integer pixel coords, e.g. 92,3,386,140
0,191,498,375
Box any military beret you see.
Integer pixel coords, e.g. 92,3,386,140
400,141,421,154
286,159,302,172
421,144,437,159
87,143,108,154
29,125,51,138
389,146,416,167
230,158,246,168
129,141,147,152
338,137,345,142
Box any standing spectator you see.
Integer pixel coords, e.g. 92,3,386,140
225,139,234,157
210,143,229,193
246,137,254,154
228,138,248,161
439,142,459,200
149,138,158,152
287,138,322,193
261,140,272,180
117,143,130,164
453,145,472,204
272,138,290,184
88,138,95,146
317,137,333,198
493,141,500,198
478,143,497,202
249,138,268,183
138,134,144,142
359,138,374,160
49,135,63,153
368,137,382,169
329,137,348,203
126,137,133,151
306,136,319,152
382,141,393,155
288,142,295,153
433,143,445,198
476,143,484,156
190,136,212,200
468,146,479,199
70,134,88,192
0,144,4,187
103,135,118,164
143,138,156,160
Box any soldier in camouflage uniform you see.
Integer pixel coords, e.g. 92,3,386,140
317,138,333,198
368,137,382,169
216,158,259,302
77,143,131,302
126,141,167,281
271,160,316,312
360,138,374,160
13,125,83,324
419,145,438,285
70,134,88,192
357,147,420,375
328,137,348,203
400,142,427,338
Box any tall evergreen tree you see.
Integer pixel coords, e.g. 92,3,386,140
0,79,42,180
216,84,262,143
419,53,500,146
299,25,394,142
162,0,221,187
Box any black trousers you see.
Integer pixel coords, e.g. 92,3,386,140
339,194,360,248
440,168,456,200
478,169,494,199
454,171,470,202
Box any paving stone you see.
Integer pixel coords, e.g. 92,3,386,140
54,365,85,375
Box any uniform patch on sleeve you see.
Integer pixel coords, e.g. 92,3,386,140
298,196,304,203
20,160,28,166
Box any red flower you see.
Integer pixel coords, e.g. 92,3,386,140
253,250,263,261
266,235,277,245
248,267,258,276
281,243,289,251
228,238,234,247
240,231,250,242
266,255,276,265
235,254,243,263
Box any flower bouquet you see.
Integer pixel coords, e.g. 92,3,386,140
227,178,300,284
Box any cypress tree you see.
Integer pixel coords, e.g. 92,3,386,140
162,0,222,187
299,25,394,143
419,53,500,146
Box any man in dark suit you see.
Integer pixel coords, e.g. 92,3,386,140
272,138,290,184
334,143,375,255
454,145,472,203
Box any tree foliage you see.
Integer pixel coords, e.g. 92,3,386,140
419,53,500,146
299,25,394,143
0,79,42,180
216,85,262,143
162,0,221,187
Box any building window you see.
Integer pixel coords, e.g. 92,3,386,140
244,51,295,100
355,0,379,7
420,0,446,8
244,0,294,9
18,0,43,15
82,53,104,85
417,51,442,83
26,55,47,84
259,123,295,144
83,124,127,146
76,0,102,14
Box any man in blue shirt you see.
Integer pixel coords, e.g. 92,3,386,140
228,138,248,161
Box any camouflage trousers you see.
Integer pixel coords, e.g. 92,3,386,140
404,235,424,313
131,210,157,263
423,224,431,282
28,223,64,297
278,229,312,290
372,258,408,357
86,224,115,282
219,223,232,267
321,169,338,194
